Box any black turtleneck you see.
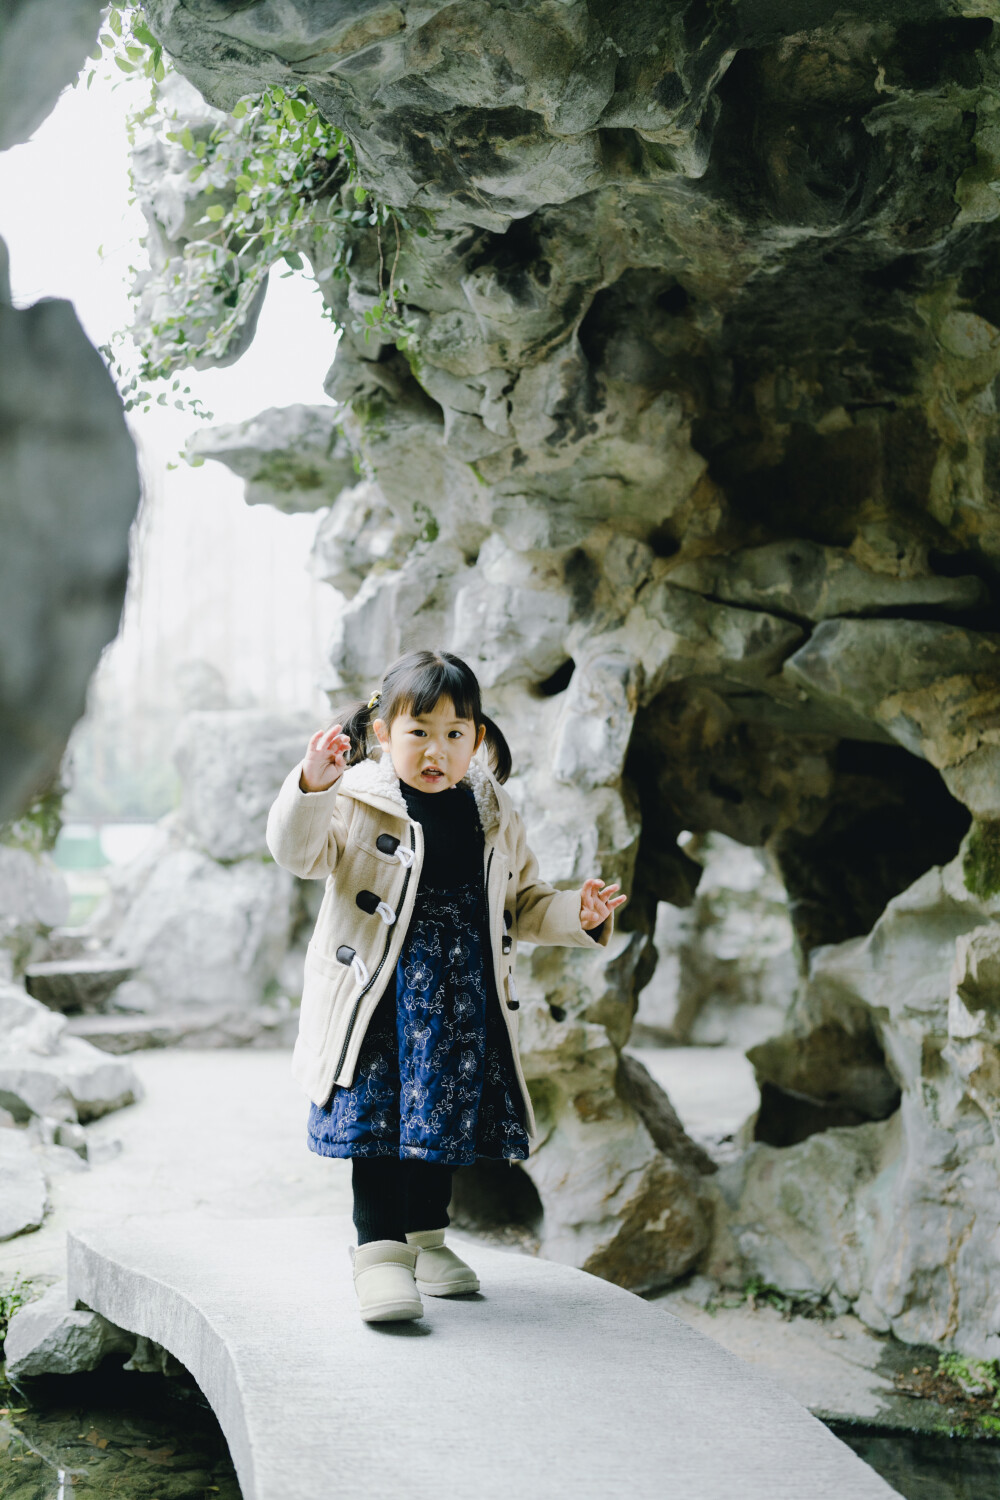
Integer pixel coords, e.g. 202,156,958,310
400,780,484,889
400,777,607,940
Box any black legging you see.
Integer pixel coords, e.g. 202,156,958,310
351,1156,455,1245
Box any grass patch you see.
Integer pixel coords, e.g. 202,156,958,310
894,1353,1000,1436
710,1276,836,1321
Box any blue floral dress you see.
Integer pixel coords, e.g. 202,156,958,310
306,782,530,1166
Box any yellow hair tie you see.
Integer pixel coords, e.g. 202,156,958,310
367,691,381,710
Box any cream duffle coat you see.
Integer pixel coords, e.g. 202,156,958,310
265,749,614,1143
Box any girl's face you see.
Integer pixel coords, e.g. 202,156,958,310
373,696,486,793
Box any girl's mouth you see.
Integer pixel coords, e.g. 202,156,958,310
421,768,444,781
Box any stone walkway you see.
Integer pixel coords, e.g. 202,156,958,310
0,1049,354,1289
66,1212,900,1500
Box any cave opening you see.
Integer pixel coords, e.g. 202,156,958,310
623,683,968,1158
770,738,971,954
532,657,575,696
449,1156,544,1247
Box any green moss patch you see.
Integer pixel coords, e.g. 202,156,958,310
962,819,1000,899
0,782,65,856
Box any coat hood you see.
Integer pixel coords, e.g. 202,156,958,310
337,749,507,837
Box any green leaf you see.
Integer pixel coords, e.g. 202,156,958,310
133,21,158,46
154,58,166,82
181,127,195,151
232,100,248,119
236,193,252,211
114,56,135,72
100,33,115,48
205,204,225,221
289,99,307,121
236,174,253,191
109,8,122,36
283,251,303,269
354,185,367,203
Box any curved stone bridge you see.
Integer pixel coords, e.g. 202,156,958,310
66,1215,898,1500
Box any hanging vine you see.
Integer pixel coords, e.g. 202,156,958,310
85,4,425,418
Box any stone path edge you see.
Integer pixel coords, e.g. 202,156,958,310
66,1224,257,1498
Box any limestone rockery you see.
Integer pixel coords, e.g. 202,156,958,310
135,1,1000,1346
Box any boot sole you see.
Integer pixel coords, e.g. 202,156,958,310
416,1277,480,1297
359,1298,424,1322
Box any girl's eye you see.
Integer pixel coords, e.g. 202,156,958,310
449,730,464,738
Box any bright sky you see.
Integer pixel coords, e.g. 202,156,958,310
0,62,342,720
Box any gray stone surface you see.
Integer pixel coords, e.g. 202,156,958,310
65,1002,298,1053
127,0,1000,1341
104,841,296,1009
24,957,136,1014
0,1127,48,1240
706,833,1000,1358
0,845,70,973
66,1213,899,1500
0,0,102,151
0,1049,355,1293
187,404,355,513
0,1036,142,1124
4,1277,132,1378
0,981,142,1126
0,294,139,820
635,832,800,1050
667,540,991,623
171,707,319,861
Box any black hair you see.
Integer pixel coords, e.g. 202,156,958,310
329,650,513,783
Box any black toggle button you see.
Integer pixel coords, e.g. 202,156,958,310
356,890,381,915
336,944,357,967
502,934,512,954
503,909,513,929
506,999,520,1011
376,833,400,855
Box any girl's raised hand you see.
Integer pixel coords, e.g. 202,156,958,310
579,877,627,930
300,725,352,793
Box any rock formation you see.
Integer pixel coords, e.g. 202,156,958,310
0,0,141,820
48,708,321,1048
132,1,1000,1322
634,830,799,1050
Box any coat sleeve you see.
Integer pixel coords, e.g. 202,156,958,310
510,809,614,949
265,760,352,879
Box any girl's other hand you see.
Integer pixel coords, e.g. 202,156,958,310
579,877,627,930
299,725,352,792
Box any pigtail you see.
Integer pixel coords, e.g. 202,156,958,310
480,712,512,783
329,699,376,766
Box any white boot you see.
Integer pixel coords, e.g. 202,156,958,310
350,1239,424,1322
406,1228,480,1296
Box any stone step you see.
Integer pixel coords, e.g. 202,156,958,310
24,957,135,1013
66,1215,900,1500
64,1005,298,1052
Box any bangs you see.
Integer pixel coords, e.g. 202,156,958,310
386,653,481,724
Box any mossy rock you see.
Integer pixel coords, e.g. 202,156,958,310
962,818,1000,900
0,781,65,857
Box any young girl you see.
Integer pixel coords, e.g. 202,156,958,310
265,649,626,1324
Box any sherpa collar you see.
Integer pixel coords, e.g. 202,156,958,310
338,749,503,836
